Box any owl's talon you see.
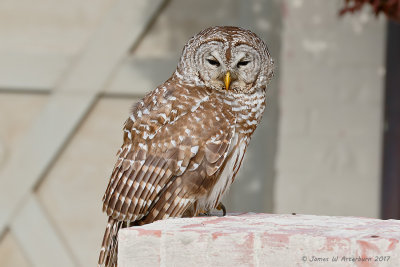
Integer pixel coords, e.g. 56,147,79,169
196,209,210,216
216,202,226,216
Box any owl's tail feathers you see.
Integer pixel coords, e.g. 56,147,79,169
98,217,122,267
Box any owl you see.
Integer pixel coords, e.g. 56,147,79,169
98,26,274,267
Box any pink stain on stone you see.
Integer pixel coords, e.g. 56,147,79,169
211,231,228,240
388,239,399,251
235,233,255,266
324,236,350,251
357,240,381,255
262,233,290,248
135,228,162,237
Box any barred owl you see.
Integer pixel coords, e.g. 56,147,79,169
98,26,274,267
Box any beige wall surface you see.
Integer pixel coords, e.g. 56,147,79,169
276,1,385,218
0,94,48,267
0,0,385,266
37,98,137,265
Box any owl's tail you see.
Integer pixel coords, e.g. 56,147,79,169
98,217,122,267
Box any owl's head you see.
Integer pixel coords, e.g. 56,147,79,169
175,26,274,94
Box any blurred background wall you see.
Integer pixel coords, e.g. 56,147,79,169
0,0,387,266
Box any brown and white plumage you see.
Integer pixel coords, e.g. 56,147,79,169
98,26,274,267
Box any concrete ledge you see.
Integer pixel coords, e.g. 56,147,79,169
118,213,400,267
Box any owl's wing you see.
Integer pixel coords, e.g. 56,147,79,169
102,86,236,223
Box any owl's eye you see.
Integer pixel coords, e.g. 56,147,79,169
206,58,220,67
237,60,250,67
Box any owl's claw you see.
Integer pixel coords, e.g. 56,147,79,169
195,202,226,217
216,202,226,216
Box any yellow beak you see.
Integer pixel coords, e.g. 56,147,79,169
224,71,231,91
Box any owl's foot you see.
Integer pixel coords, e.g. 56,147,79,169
189,202,226,217
199,202,226,216
215,202,226,216
197,209,210,216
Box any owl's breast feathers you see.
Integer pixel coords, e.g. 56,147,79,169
102,81,265,223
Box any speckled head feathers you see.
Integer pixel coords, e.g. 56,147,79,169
175,26,274,93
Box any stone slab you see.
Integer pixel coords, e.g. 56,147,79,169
119,213,400,267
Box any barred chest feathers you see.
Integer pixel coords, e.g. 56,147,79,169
198,88,266,211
